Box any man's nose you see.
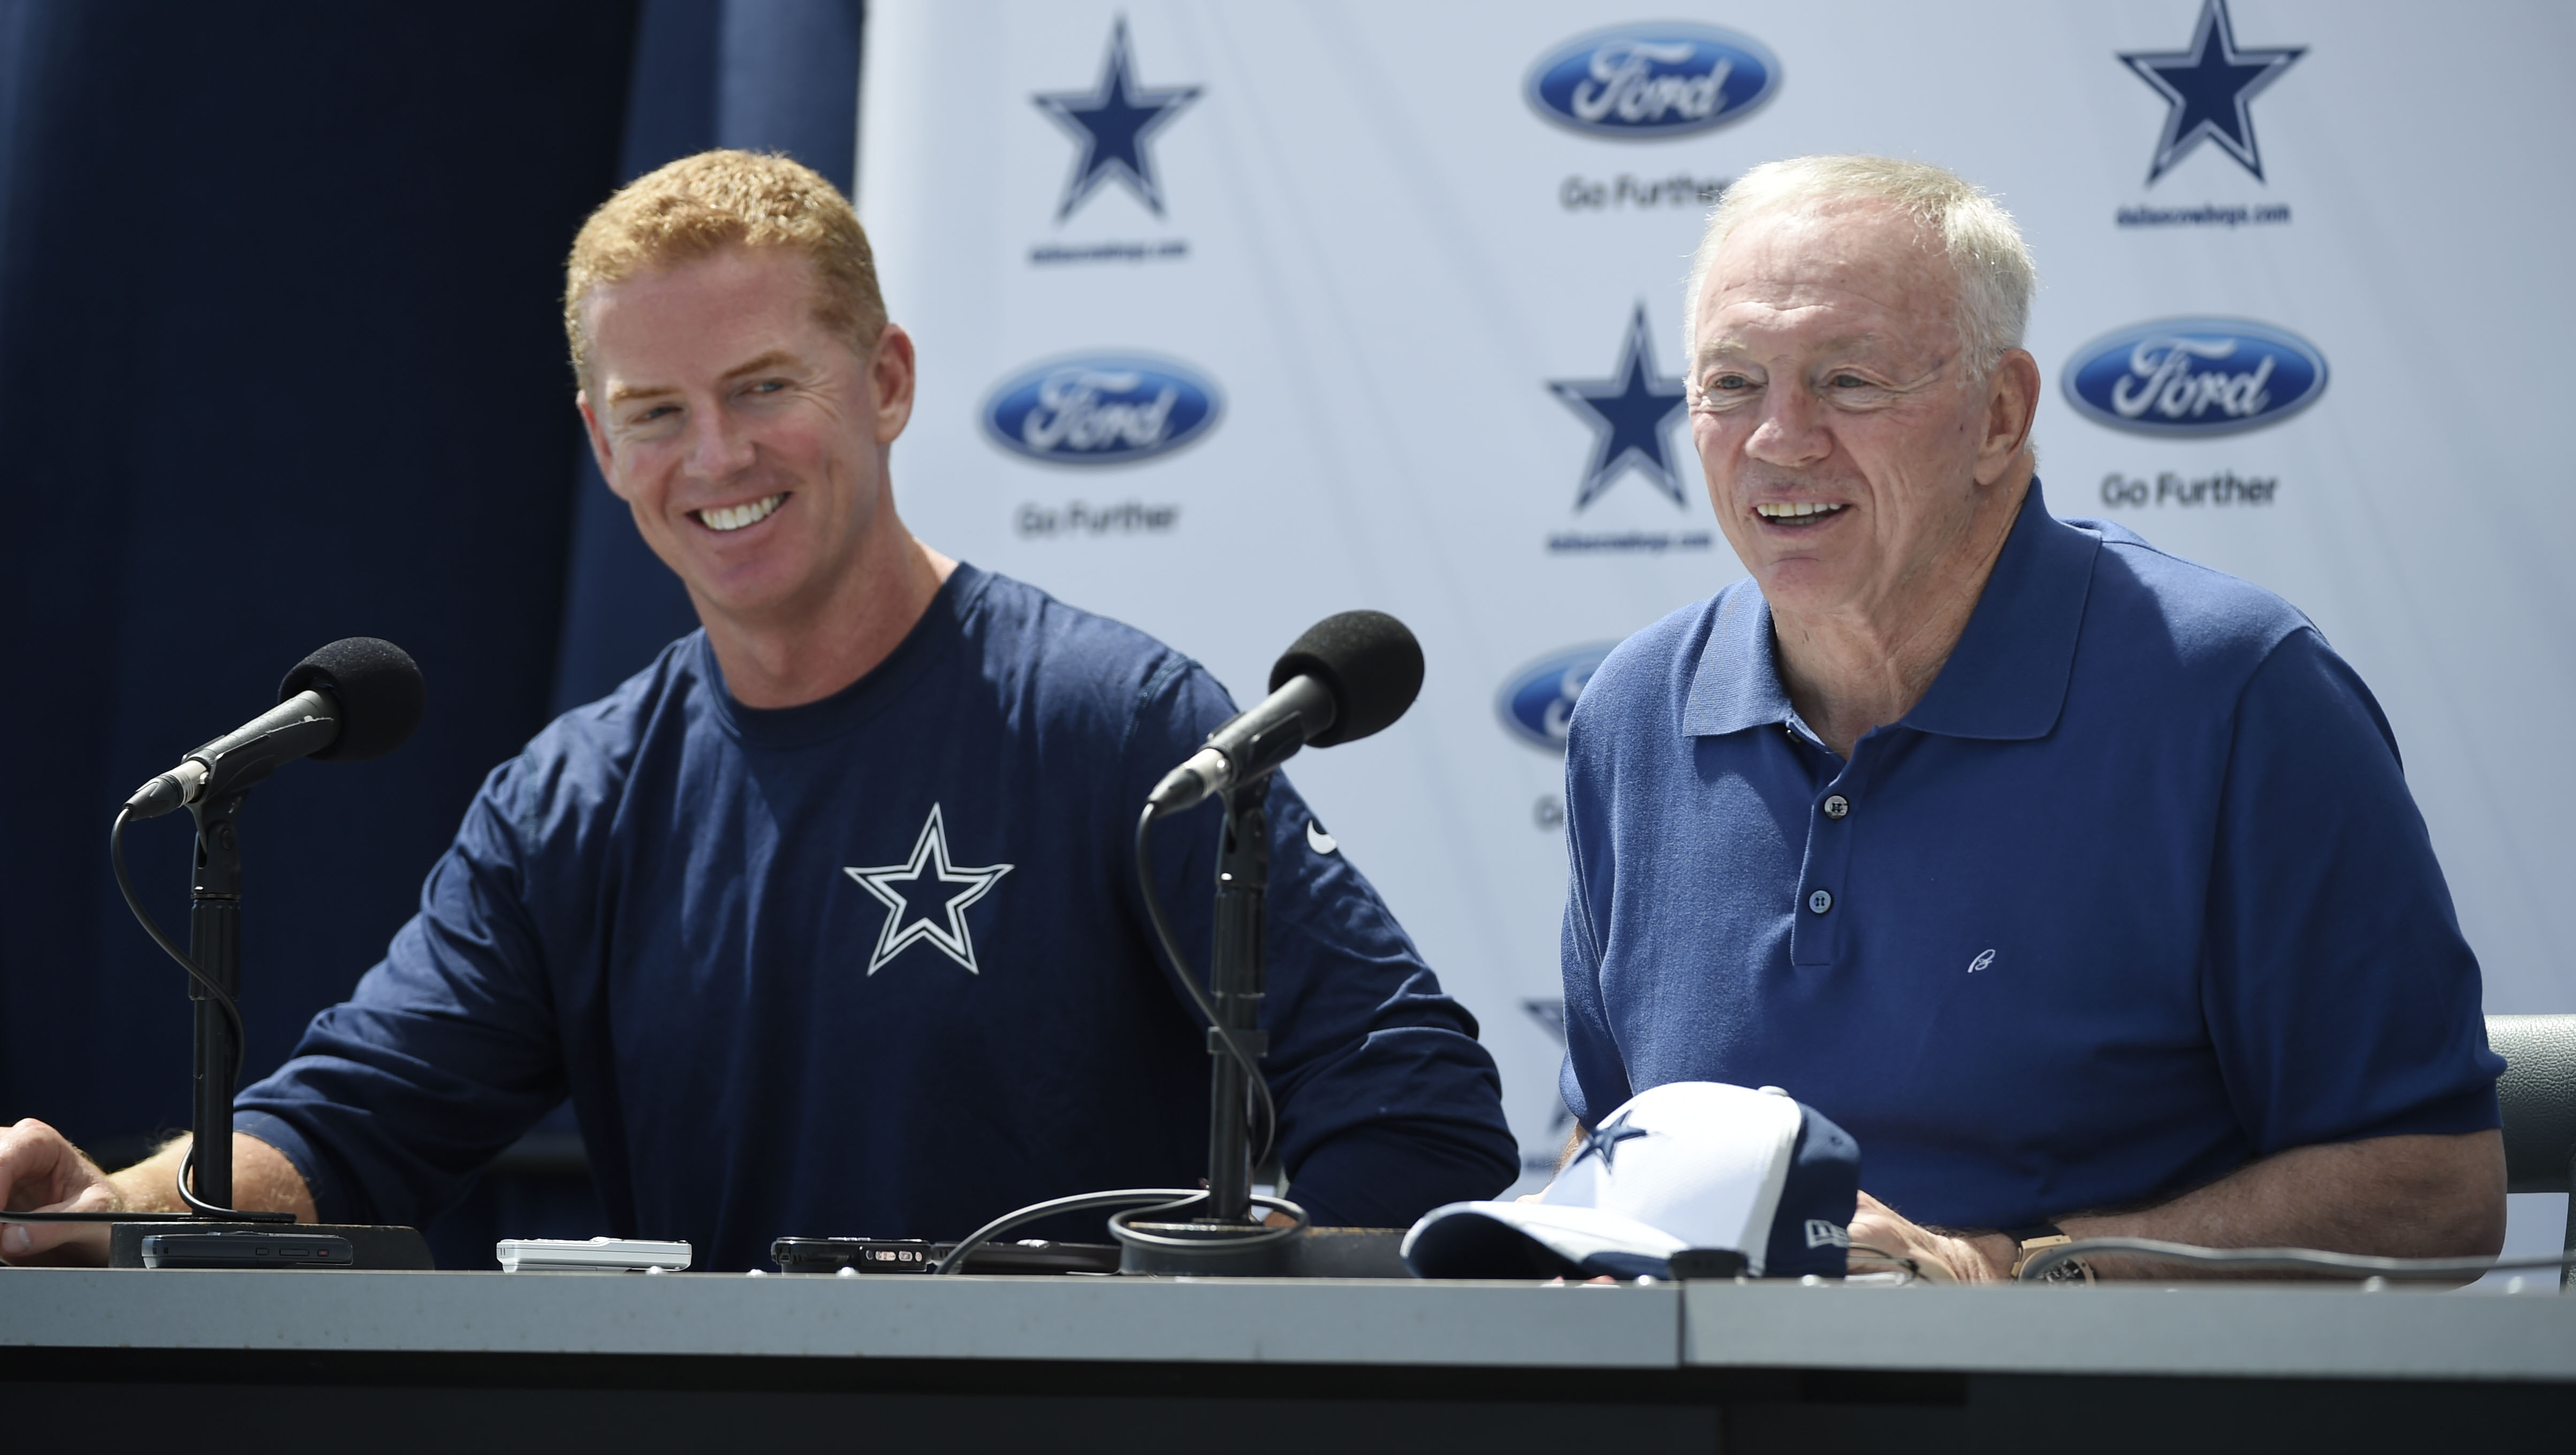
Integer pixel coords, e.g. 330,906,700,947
1744,385,1831,468
684,404,756,481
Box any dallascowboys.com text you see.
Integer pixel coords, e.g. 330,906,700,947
2114,202,2291,228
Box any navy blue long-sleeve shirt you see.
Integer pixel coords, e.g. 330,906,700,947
237,565,1515,1268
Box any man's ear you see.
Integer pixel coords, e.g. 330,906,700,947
869,323,917,446
1975,349,2042,486
576,390,624,497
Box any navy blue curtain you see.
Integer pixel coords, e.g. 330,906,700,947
0,1,860,1259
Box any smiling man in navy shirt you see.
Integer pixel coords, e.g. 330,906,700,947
0,151,1514,1269
1559,156,2504,1282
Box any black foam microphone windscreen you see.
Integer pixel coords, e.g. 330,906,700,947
1268,610,1423,748
277,637,426,762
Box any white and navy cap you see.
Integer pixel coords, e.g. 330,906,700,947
1401,1081,1859,1280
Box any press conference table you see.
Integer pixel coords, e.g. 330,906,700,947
7,1268,2572,1453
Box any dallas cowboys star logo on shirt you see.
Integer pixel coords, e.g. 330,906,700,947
1033,17,1202,221
843,804,1014,975
2121,0,2305,185
1550,304,1690,512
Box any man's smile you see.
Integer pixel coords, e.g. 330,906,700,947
693,492,787,533
1753,500,1848,528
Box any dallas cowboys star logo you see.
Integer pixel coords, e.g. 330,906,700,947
1033,17,1202,222
843,804,1013,975
1549,304,1690,511
1576,1116,1650,1172
2121,0,2305,185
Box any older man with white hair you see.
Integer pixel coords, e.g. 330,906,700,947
1556,156,2504,1282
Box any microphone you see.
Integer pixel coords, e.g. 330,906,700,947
1148,610,1423,817
122,638,427,821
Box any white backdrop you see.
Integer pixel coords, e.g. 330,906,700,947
858,1,2576,1202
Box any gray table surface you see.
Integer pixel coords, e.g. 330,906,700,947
5,1269,2572,1383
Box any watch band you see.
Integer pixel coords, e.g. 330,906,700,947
2005,1222,2094,1283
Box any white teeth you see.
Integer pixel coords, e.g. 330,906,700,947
1755,501,1845,520
697,494,785,532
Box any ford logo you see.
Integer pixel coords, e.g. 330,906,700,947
2061,318,2329,437
1498,645,1620,753
1525,24,1780,138
981,354,1222,466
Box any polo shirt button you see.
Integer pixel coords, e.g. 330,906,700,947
1822,794,1849,820
1807,889,1834,914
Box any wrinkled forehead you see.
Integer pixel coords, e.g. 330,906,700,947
1694,200,1958,359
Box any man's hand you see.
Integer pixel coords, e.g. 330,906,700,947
0,1119,124,1265
1846,1191,2011,1282
0,1121,321,1267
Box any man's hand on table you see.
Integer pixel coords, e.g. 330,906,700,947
0,1119,124,1265
1,1120,321,1267
1846,1191,2010,1282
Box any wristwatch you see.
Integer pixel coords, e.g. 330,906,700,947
2004,1222,2095,1283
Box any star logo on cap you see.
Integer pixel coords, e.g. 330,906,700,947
1550,304,1690,512
1034,17,1202,222
2121,0,2305,185
1577,1117,1650,1172
844,805,1013,975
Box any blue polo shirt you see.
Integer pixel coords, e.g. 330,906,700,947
1559,482,2501,1231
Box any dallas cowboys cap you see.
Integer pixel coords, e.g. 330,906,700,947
1400,1081,1859,1280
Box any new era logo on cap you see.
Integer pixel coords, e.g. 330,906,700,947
1400,1082,1860,1281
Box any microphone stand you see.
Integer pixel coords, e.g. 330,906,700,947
90,780,436,1269
1110,782,1305,1275
186,789,249,1212
1201,782,1267,1224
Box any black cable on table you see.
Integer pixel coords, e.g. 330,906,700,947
2015,1237,2576,1283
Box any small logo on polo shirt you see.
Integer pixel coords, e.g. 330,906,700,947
1306,820,1338,855
1968,949,1997,974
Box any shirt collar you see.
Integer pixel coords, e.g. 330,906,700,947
1680,480,2100,742
1681,576,1794,737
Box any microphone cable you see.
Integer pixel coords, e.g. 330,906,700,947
930,1188,1308,1276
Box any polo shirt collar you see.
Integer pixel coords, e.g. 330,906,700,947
1681,575,1795,737
1681,480,2099,742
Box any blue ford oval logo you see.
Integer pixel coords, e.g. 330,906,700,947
1525,24,1780,138
981,354,1222,466
1498,645,1619,753
2061,318,2328,437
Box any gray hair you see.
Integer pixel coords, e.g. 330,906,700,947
1683,155,2037,382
